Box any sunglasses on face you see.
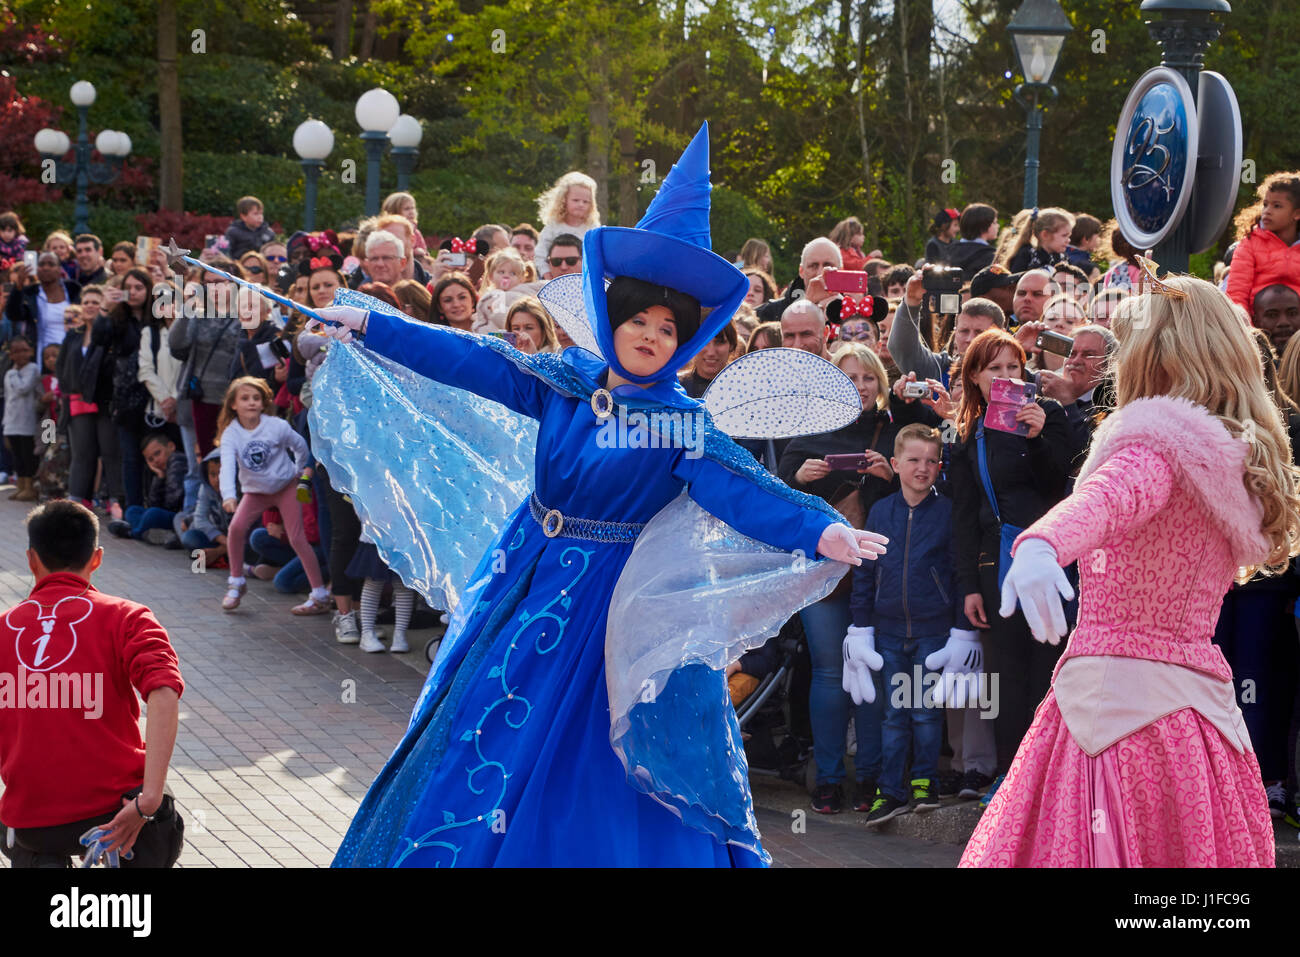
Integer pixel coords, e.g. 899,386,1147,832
548,256,580,267
265,255,287,263
840,330,874,341
243,264,265,275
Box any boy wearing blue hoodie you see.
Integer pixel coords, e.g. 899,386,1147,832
844,423,982,825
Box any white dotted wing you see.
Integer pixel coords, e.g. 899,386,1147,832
536,273,602,357
703,348,862,439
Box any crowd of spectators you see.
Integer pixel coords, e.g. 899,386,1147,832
3,165,1299,828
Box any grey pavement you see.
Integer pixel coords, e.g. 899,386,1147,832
2,494,1289,867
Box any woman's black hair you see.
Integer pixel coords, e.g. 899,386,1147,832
606,276,701,344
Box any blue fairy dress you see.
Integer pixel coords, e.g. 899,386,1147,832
314,125,863,867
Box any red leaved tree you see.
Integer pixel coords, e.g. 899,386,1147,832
0,74,59,213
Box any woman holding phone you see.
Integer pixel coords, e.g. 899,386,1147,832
778,344,917,814
947,328,1071,807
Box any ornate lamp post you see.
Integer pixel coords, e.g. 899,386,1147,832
293,119,334,232
387,114,423,192
1007,0,1072,209
33,81,131,236
354,88,400,217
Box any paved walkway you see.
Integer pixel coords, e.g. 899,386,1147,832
0,496,963,867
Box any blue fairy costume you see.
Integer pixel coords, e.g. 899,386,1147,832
312,125,863,867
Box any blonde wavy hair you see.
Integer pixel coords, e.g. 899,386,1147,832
834,342,891,413
536,171,601,228
1111,276,1300,579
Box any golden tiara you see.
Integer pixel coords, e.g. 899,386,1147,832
1135,253,1189,301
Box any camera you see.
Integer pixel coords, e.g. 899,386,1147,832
447,251,467,267
902,381,930,399
922,264,964,315
1036,330,1074,357
269,337,291,361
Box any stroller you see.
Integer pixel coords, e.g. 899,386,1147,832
733,614,816,789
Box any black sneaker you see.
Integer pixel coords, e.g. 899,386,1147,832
1266,781,1286,819
852,777,878,813
106,519,132,539
909,778,941,813
810,783,843,814
958,770,994,800
864,791,909,828
937,770,962,798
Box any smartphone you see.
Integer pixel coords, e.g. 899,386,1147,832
825,453,870,471
490,330,518,347
135,235,159,266
984,377,1038,436
447,251,467,267
822,269,871,294
23,250,39,271
902,381,930,399
1036,329,1074,356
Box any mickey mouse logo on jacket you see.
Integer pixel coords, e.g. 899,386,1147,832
6,596,93,673
242,439,272,472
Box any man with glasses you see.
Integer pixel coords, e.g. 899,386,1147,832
363,231,408,287
1037,323,1116,477
544,234,583,279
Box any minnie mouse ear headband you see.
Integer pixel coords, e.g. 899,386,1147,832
826,294,887,324
931,208,960,230
298,251,343,278
439,237,490,257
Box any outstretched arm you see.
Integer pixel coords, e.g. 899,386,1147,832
673,452,840,558
1013,442,1174,565
351,309,549,419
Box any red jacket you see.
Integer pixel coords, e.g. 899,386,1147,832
0,573,184,828
1225,226,1300,317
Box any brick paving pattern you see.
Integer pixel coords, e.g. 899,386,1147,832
0,496,967,867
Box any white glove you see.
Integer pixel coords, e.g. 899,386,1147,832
312,304,369,341
924,628,983,708
842,625,883,705
817,523,888,566
999,537,1075,645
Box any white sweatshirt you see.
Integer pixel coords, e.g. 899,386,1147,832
3,364,41,436
218,414,309,501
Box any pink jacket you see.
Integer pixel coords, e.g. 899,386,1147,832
1225,226,1300,317
1012,396,1272,682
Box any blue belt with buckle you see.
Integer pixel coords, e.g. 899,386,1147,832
528,492,647,543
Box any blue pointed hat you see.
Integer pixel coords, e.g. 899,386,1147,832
582,122,750,385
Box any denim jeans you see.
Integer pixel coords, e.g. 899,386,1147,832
800,596,882,786
181,528,214,551
250,527,327,595
124,505,176,539
877,631,947,800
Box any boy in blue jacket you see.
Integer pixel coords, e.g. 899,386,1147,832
844,423,983,826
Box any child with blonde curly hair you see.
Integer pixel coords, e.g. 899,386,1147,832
534,171,600,278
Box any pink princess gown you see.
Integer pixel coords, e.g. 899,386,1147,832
960,396,1276,867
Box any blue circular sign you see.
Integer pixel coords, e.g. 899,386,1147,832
1110,67,1199,249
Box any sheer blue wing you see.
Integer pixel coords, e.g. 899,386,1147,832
606,491,846,860
308,288,538,612
536,273,603,358
702,347,862,439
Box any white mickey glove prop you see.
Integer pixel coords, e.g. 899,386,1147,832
999,537,1074,645
842,625,883,705
924,628,983,708
817,523,888,566
311,305,370,343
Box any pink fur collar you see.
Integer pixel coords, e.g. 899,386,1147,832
1077,396,1271,566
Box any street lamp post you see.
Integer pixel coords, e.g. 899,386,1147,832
293,120,334,232
1007,0,1072,210
387,114,423,192
33,81,131,236
354,88,400,217
1141,0,1232,272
